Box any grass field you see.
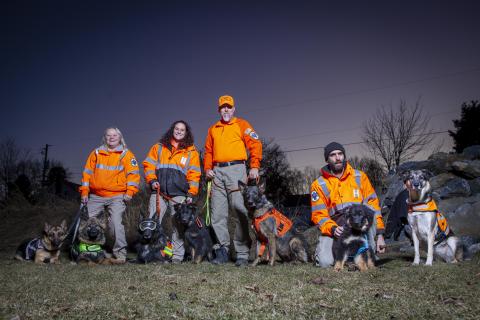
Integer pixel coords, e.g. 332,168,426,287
1,204,479,319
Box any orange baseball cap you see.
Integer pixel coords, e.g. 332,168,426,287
218,95,234,108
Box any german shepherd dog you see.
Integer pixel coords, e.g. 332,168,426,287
71,209,113,265
402,169,463,265
15,220,68,264
238,180,308,266
135,216,171,263
174,203,213,264
332,204,376,272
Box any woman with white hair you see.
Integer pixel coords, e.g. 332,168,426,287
79,127,140,263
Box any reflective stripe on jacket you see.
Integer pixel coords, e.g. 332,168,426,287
203,117,262,171
310,162,384,237
79,145,140,198
253,208,293,257
143,143,201,197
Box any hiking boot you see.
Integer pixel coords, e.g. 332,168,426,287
211,247,229,265
235,258,248,267
171,258,182,265
110,257,126,265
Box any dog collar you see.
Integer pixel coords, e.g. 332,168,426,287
407,198,438,213
78,243,102,253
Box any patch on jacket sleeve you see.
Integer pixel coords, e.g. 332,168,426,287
311,191,319,202
250,131,259,140
131,158,138,167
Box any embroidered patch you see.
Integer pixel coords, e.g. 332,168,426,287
311,191,319,202
131,158,138,167
180,157,187,165
245,128,252,135
250,132,259,140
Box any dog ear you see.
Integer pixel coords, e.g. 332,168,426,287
44,222,51,233
400,170,411,183
421,169,433,180
60,219,68,230
80,205,89,220
258,179,266,193
238,180,247,192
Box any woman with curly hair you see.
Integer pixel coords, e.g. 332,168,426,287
143,120,201,263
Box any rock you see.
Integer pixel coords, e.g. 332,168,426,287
436,177,471,199
462,145,480,160
430,173,456,190
437,197,468,214
380,175,404,209
448,201,480,237
468,178,480,194
427,152,466,174
397,161,430,173
451,160,480,179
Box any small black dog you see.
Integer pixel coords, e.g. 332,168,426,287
135,216,172,264
174,203,213,264
332,204,375,272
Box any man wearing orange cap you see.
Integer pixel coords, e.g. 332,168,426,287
204,95,262,266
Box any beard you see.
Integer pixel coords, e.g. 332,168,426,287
330,161,345,174
221,113,233,122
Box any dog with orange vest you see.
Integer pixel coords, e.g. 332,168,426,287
402,169,463,265
238,179,308,266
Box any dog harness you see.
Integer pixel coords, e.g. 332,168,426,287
407,198,451,243
23,238,45,261
252,208,293,257
347,235,370,260
77,243,103,253
161,241,173,258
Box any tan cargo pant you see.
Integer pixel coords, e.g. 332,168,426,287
211,163,251,260
87,194,127,260
148,194,186,262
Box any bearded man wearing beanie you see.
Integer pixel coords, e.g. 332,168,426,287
310,142,386,267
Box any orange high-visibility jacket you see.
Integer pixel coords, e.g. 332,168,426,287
143,143,201,197
204,117,262,171
253,208,293,257
310,162,385,237
79,145,140,198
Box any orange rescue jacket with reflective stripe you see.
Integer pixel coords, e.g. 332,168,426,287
407,198,450,234
79,145,140,198
143,143,201,196
204,117,262,171
310,162,385,237
252,208,293,257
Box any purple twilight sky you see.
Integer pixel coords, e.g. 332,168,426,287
1,1,479,183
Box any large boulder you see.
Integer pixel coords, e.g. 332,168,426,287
430,173,456,190
435,177,471,199
397,161,430,173
427,152,465,174
451,160,480,179
462,145,480,160
447,201,480,237
468,177,480,194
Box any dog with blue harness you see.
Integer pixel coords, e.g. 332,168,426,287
332,204,376,272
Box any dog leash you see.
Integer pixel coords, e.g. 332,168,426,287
69,204,87,246
202,181,212,226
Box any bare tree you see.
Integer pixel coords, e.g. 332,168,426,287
0,137,23,199
362,99,434,171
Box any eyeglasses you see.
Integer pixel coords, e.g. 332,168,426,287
139,220,157,231
219,104,234,110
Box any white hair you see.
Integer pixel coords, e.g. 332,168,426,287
102,127,127,148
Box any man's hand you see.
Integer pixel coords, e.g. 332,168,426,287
206,169,215,180
124,194,132,202
376,234,386,253
333,226,344,238
248,168,259,180
151,182,160,190
81,195,88,205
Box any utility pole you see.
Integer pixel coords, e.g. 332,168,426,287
41,144,52,185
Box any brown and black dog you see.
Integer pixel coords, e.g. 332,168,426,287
238,180,308,266
15,220,68,264
70,208,115,265
332,204,376,272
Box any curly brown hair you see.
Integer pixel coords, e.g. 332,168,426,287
159,120,194,150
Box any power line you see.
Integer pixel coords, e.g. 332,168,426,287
283,130,450,153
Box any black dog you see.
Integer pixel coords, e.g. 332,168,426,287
174,203,213,264
135,216,171,264
332,204,376,272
